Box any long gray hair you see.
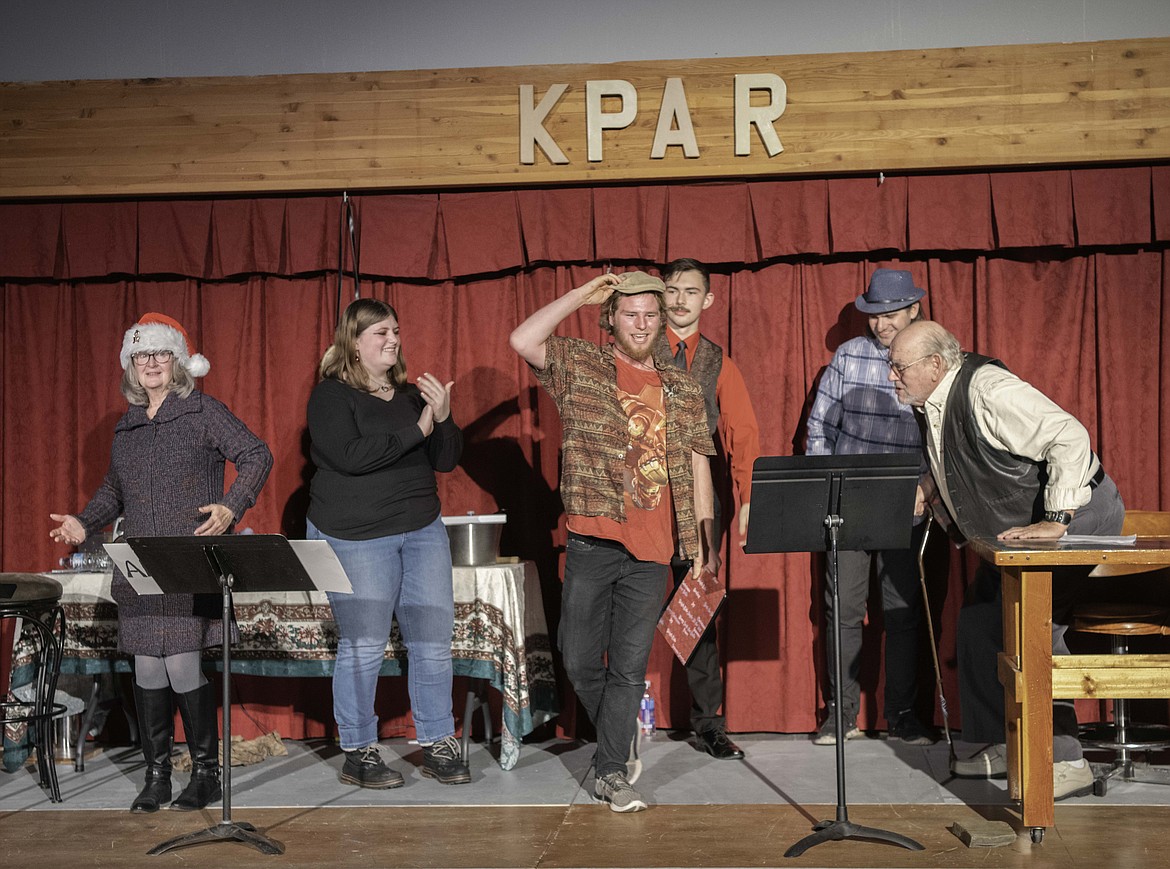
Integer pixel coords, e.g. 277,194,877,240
120,361,195,406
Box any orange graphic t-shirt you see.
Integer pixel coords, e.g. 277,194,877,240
569,357,675,564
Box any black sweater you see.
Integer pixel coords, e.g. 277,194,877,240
306,378,463,539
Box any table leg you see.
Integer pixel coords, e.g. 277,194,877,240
1005,566,1055,830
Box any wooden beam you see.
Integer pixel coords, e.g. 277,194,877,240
1053,654,1170,700
2,37,1169,198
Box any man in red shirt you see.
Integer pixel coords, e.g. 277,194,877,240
657,258,761,760
510,270,718,813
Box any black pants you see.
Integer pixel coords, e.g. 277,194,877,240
670,558,727,734
560,533,669,777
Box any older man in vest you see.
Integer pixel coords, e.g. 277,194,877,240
888,320,1124,800
655,258,761,760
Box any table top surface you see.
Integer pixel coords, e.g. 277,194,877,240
44,560,532,603
970,535,1170,566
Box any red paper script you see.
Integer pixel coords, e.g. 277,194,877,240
657,567,726,664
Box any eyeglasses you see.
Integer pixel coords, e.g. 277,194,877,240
887,354,934,378
131,350,174,366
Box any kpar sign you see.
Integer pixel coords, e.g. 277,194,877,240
519,74,787,165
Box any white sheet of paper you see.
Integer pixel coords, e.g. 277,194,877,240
1060,534,1138,546
102,542,164,594
289,539,354,594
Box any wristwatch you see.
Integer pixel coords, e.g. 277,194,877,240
1043,510,1074,525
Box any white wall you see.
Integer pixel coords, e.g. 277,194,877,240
3,0,1170,83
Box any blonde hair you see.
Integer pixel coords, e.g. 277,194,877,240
320,298,407,391
120,360,195,406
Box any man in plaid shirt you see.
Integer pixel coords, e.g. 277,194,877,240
805,268,934,747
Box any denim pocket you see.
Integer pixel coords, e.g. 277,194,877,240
566,533,596,552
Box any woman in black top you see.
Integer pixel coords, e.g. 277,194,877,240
306,298,467,788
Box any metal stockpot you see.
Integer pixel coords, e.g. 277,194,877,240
442,513,506,565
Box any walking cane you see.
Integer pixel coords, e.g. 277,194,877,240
917,505,956,765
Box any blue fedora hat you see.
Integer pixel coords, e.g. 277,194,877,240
855,268,926,314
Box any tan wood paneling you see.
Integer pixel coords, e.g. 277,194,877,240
2,37,1169,198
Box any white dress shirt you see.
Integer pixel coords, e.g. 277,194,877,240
920,362,1099,523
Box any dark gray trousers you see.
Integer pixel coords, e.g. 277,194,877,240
822,522,926,723
956,475,1125,760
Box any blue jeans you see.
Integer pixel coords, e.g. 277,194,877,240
307,516,455,749
559,533,668,777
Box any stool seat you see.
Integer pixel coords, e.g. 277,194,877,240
1074,603,1168,637
0,573,64,609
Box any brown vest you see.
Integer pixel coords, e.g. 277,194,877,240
655,332,722,437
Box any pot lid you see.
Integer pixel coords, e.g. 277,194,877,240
441,513,507,525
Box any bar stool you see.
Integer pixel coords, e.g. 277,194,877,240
1,573,67,802
1072,509,1170,788
1073,602,1170,786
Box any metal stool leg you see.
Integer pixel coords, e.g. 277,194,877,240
21,607,66,802
459,678,491,766
74,677,101,773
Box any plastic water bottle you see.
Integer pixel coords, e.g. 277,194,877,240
59,551,112,571
639,680,656,735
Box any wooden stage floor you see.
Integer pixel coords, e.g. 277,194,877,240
3,733,1169,868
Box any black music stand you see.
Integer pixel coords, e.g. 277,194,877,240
745,454,925,858
119,534,328,857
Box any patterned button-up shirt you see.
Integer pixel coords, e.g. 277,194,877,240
805,333,921,457
531,335,714,562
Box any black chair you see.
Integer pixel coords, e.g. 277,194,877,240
1,573,67,802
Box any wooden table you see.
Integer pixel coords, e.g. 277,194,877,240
969,537,1170,840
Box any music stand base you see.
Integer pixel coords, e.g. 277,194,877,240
784,819,924,858
147,820,284,856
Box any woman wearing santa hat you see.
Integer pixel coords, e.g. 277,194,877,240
49,312,273,814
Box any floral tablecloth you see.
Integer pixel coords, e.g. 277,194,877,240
7,562,557,771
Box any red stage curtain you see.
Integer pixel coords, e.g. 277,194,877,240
2,166,1168,738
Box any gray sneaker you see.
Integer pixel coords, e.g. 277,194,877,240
1053,760,1095,800
950,743,1007,779
594,771,647,813
812,713,861,746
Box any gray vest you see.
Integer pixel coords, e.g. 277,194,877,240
940,354,1046,540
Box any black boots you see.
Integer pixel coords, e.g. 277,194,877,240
130,684,174,813
171,682,222,811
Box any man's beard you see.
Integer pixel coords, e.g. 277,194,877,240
613,329,657,363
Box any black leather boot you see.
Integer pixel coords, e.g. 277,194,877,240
129,684,173,813
170,682,222,811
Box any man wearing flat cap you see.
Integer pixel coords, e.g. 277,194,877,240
510,271,717,814
805,267,935,747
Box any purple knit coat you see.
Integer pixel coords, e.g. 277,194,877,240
77,390,273,655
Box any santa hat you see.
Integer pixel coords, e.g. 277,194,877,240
120,312,211,378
